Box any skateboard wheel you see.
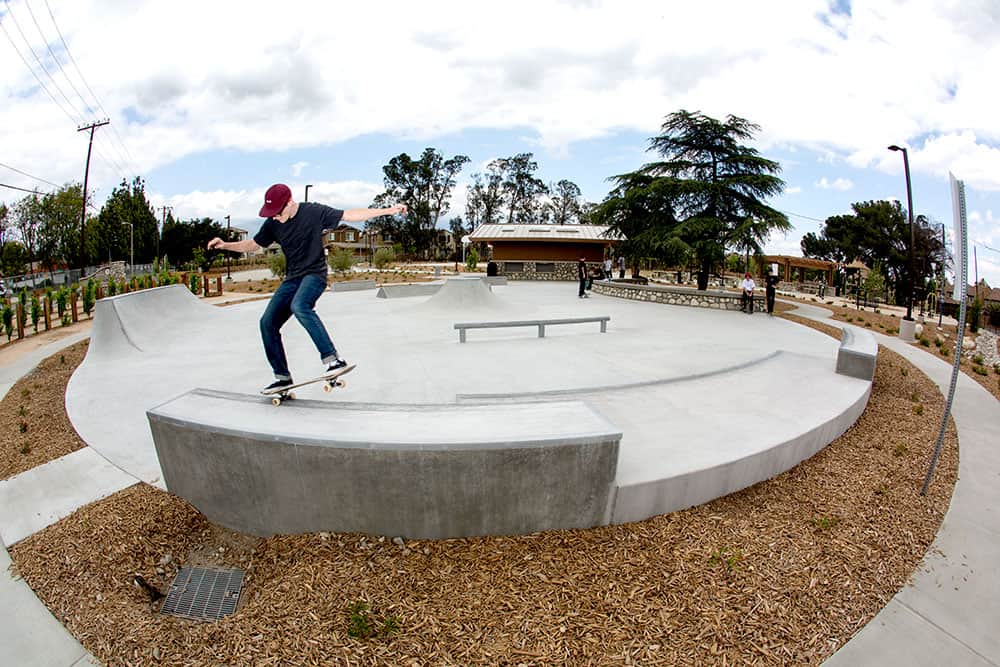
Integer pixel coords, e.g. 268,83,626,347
288,392,296,400
323,382,333,393
337,379,347,389
271,397,281,406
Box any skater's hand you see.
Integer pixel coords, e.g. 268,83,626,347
389,204,408,216
207,237,224,250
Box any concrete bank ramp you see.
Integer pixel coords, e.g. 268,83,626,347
86,285,222,359
410,275,523,316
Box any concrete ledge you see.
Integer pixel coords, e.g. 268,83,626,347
329,279,376,292
376,283,442,298
483,276,508,286
836,327,878,381
148,390,621,539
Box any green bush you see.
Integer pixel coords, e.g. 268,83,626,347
329,248,355,274
1,304,13,341
969,297,983,334
373,247,395,270
269,252,287,279
56,288,68,317
30,294,41,332
465,246,479,272
189,274,201,294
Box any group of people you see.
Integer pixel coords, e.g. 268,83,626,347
740,271,781,315
576,255,626,298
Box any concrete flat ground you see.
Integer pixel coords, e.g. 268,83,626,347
65,279,869,525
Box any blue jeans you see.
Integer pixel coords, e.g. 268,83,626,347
260,273,337,379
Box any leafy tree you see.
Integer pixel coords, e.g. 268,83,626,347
545,180,585,225
803,201,944,306
160,217,226,269
498,153,549,224
636,110,789,290
0,202,9,253
12,194,43,271
370,148,469,258
1,240,29,276
89,177,159,266
36,184,84,271
465,166,505,229
590,172,687,279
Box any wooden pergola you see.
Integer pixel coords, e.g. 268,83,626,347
761,255,837,283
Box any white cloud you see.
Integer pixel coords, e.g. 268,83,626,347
290,162,309,178
785,186,802,194
815,177,854,191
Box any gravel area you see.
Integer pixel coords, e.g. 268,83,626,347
0,339,89,480
6,332,959,666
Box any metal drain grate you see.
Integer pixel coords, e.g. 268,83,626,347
160,566,244,621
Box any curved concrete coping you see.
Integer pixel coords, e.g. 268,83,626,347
147,389,622,539
836,326,878,381
375,282,442,298
329,279,376,292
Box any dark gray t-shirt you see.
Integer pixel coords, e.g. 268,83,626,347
254,203,344,280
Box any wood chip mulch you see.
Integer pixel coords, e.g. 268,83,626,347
7,331,960,666
0,339,89,480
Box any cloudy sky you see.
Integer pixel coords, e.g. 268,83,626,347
1,0,998,285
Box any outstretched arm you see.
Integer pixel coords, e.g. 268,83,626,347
207,237,261,253
342,204,407,222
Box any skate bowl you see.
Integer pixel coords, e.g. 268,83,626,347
67,279,876,538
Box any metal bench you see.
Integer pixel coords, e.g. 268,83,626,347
454,316,611,343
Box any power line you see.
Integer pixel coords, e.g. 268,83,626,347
1,182,46,195
41,0,140,177
2,0,85,120
0,160,60,188
778,208,827,224
0,8,79,125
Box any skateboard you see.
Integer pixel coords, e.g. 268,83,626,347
260,364,356,406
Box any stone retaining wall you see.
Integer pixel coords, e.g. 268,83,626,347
497,260,600,281
592,280,766,311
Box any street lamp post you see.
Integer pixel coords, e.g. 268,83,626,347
888,144,916,321
305,184,313,202
124,222,133,278
939,223,945,327
225,215,232,280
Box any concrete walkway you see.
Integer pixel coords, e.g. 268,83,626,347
790,302,1000,667
0,297,997,666
1,331,103,667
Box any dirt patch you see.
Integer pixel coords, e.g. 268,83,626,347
0,339,89,480
10,342,959,666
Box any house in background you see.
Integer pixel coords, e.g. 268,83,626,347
325,224,394,261
468,224,619,280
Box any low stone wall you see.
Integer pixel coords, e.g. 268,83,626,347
592,280,766,311
497,260,600,281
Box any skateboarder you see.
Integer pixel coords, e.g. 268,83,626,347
207,183,406,391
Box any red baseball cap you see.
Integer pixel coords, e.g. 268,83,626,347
259,183,292,218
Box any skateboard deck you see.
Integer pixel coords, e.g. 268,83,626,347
260,364,356,405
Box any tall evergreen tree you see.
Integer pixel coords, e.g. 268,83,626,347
639,110,789,289
91,177,159,266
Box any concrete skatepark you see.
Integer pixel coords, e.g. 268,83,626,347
67,278,872,538
2,275,1000,665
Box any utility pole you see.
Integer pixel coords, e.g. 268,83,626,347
158,205,172,266
77,119,109,277
225,214,232,280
